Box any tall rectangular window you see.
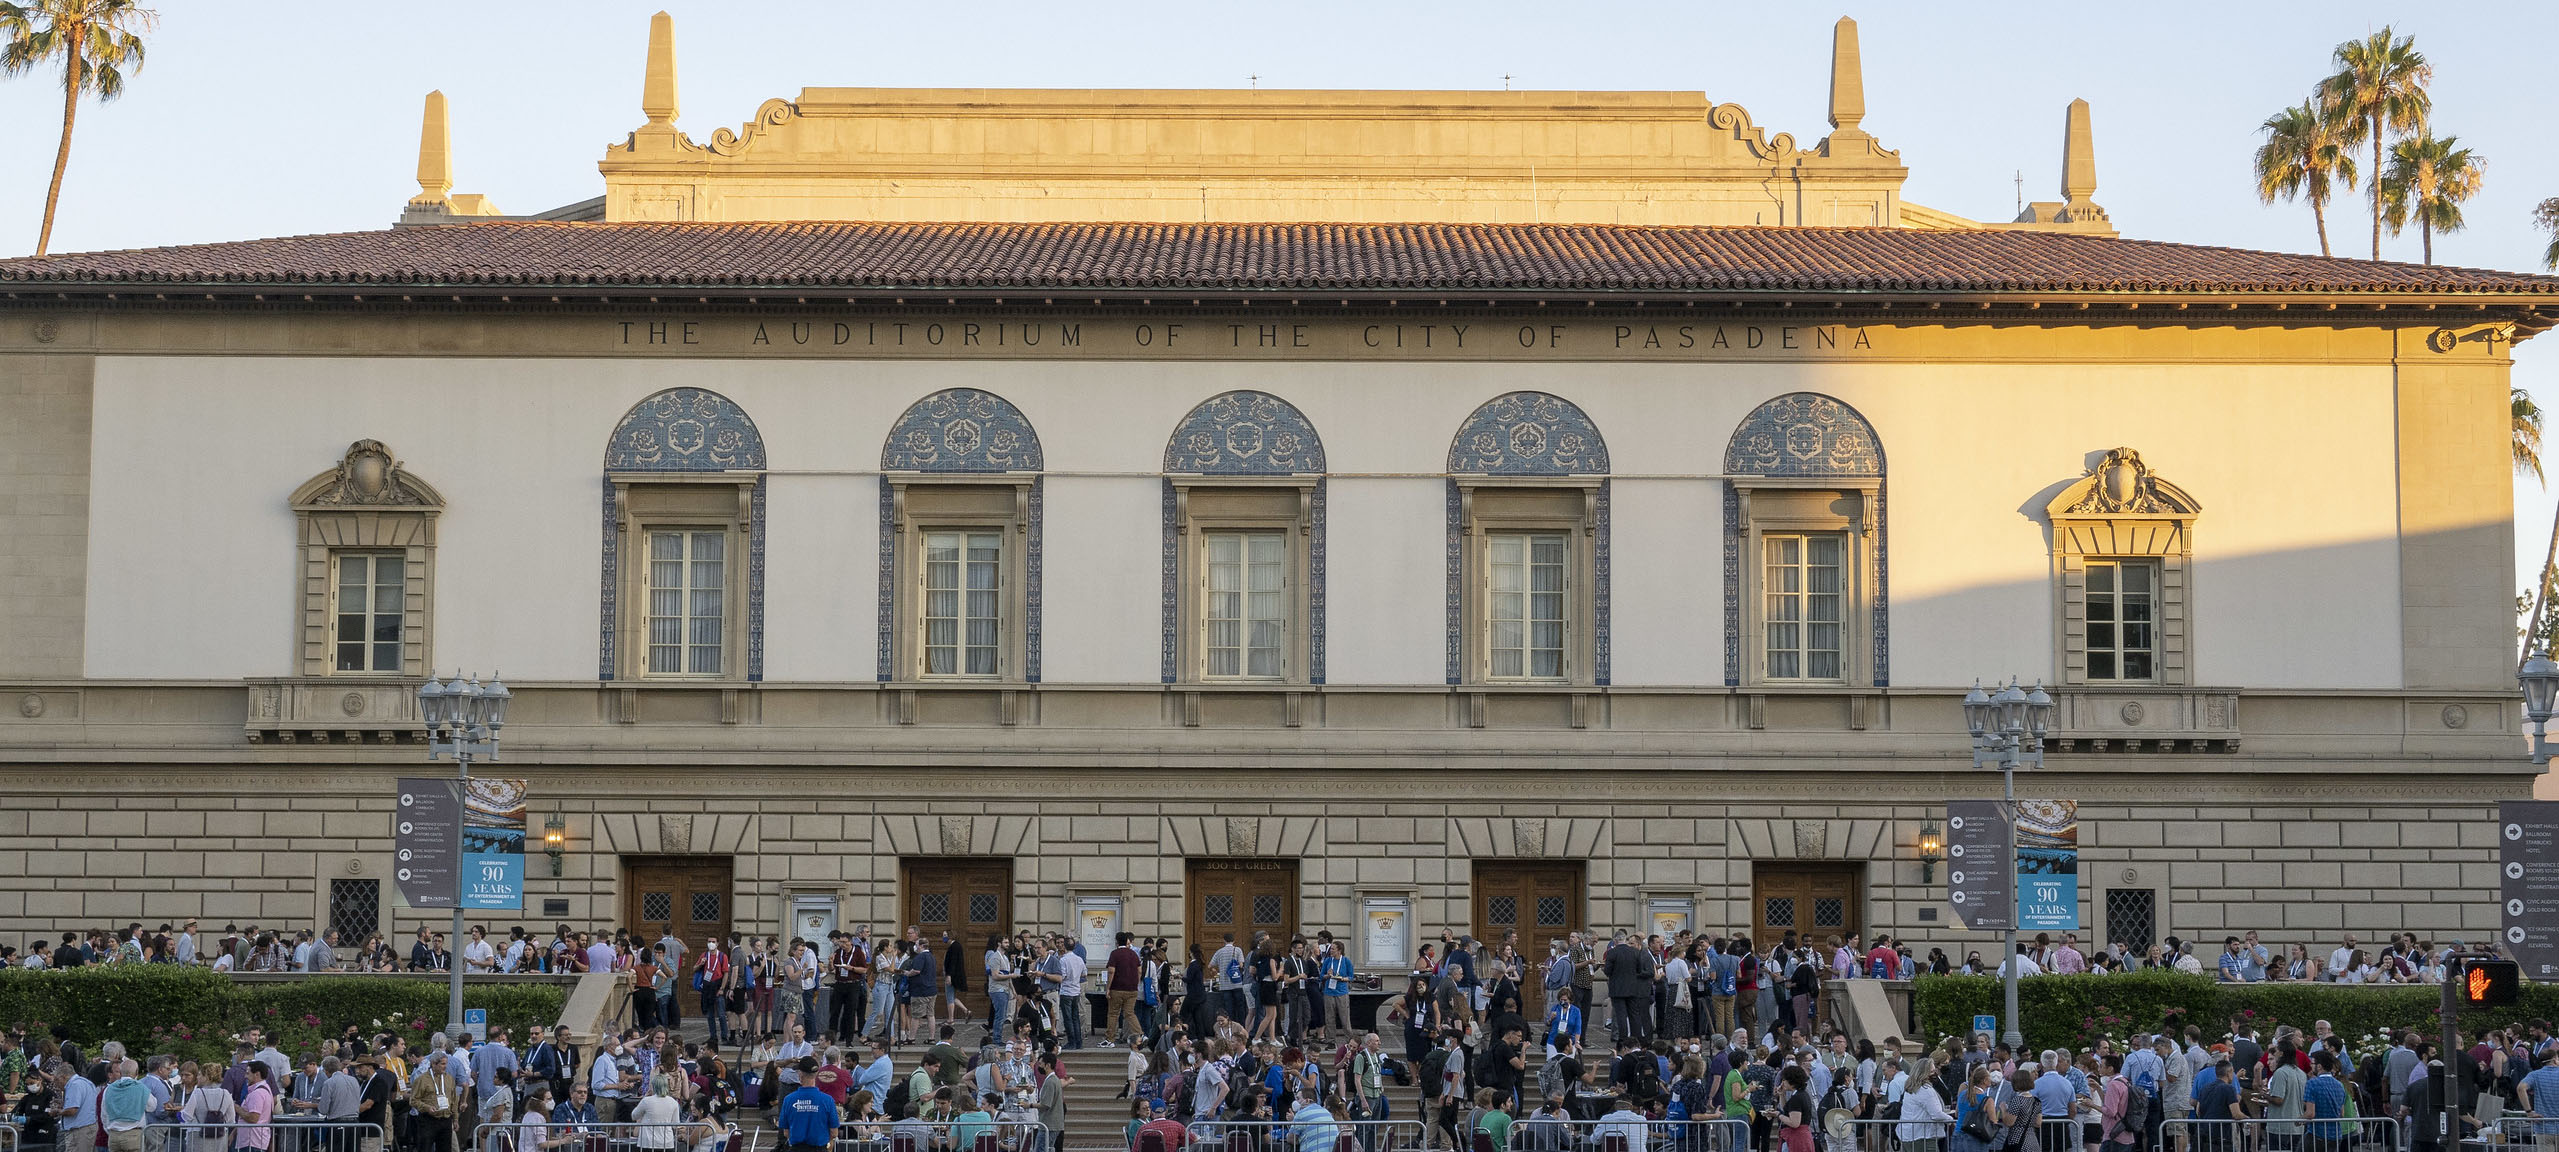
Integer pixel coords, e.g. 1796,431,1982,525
2085,559,2157,680
646,530,725,675
1488,532,1567,679
925,529,1003,676
1764,533,1843,680
1205,531,1286,678
333,554,405,672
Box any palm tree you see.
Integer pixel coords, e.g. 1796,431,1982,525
2518,388,2545,483
2379,134,2484,265
2254,99,2358,257
0,0,156,257
2536,197,2559,271
2321,28,2431,261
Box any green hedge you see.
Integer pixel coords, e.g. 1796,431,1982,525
0,967,566,1065
1912,970,2559,1053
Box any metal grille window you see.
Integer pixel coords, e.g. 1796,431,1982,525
1813,898,1845,929
691,891,723,922
1489,532,1568,679
924,530,1003,676
328,878,380,943
1203,895,1234,924
641,892,673,921
2105,889,2157,952
2085,560,2158,680
1537,897,1568,927
1488,896,1518,925
969,894,1000,923
917,893,949,922
1764,533,1844,680
1253,894,1285,924
1205,531,1286,678
1764,897,1796,927
332,554,405,672
646,530,726,675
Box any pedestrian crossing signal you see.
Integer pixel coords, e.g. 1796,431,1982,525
2463,959,2520,1006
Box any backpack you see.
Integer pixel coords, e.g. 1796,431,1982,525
1165,1072,1193,1120
1713,954,1738,997
193,1088,231,1141
1420,1048,1450,1096
883,1075,911,1122
2109,1081,2149,1144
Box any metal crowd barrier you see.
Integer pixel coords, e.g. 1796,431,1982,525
2158,1115,2400,1152
829,1120,1046,1152
476,1119,751,1152
1170,1120,1429,1152
2458,1115,2557,1150
157,1121,387,1152
1841,1117,1952,1152
1505,1118,1750,1152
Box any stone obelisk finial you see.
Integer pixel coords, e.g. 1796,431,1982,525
2061,98,2097,204
411,90,452,209
1827,17,1866,138
642,11,679,129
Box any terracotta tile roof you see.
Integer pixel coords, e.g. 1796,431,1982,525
3,220,2554,297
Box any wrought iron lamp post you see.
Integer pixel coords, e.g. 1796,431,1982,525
1964,677,2052,1051
417,672,509,1037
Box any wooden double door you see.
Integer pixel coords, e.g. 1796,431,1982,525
1185,859,1299,954
1472,860,1586,954
899,857,1015,1017
622,856,735,954
1751,862,1862,949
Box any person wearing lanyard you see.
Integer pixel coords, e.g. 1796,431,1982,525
349,1056,391,1152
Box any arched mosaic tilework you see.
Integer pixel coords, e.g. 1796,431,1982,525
1721,392,1888,686
599,388,769,681
1444,392,1611,685
878,388,1046,681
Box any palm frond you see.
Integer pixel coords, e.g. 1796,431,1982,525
2518,388,2545,484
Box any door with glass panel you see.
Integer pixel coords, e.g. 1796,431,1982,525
1751,863,1859,952
646,529,726,675
622,856,734,958
899,858,1014,1018
1489,532,1567,679
924,529,1003,676
1763,533,1843,680
1205,530,1286,678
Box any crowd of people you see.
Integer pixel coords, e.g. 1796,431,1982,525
6,918,2549,1152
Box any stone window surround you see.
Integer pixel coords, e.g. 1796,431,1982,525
609,473,757,682
2052,522,2193,686
1729,476,1881,689
884,475,1036,684
1163,477,1321,686
297,519,435,678
1449,478,1605,687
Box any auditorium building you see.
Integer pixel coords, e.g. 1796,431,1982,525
0,13,2551,971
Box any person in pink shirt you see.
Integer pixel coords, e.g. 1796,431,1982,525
2049,935,2088,975
1831,936,1859,979
233,1062,274,1152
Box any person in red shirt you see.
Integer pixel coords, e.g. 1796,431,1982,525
812,1051,852,1108
1866,938,1898,979
1133,1097,1187,1152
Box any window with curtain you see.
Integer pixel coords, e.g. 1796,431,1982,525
1764,533,1843,680
1488,531,1568,679
1205,530,1287,678
332,553,405,672
2084,558,2158,680
925,529,1003,676
646,529,726,675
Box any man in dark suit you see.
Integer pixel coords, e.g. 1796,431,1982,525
1602,931,1653,1045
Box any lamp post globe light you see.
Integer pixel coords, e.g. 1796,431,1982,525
418,671,508,1037
1966,676,2053,1051
2522,652,2559,764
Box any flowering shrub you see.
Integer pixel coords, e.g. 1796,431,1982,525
0,967,564,1064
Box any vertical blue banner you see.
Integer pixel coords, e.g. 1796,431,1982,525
2015,799,2080,931
460,778,527,910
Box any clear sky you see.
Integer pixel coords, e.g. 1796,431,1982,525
5,0,2558,615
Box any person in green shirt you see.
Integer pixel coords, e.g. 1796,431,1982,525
1474,1088,1513,1151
